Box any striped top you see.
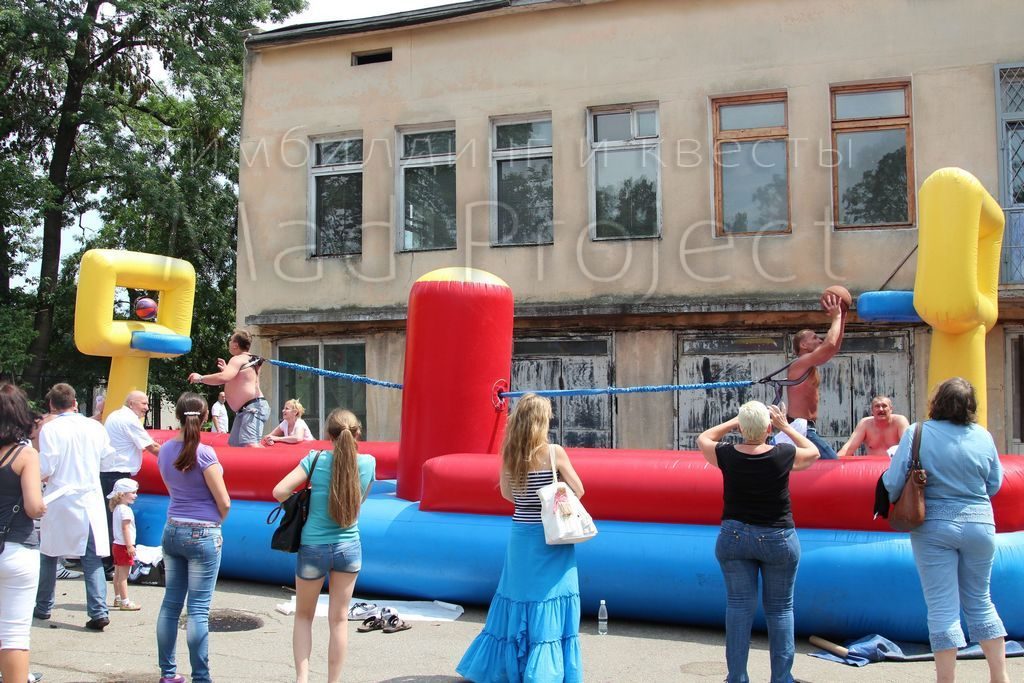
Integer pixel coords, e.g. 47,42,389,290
513,467,561,524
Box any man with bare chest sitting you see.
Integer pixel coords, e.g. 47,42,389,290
837,396,910,457
188,330,269,447
785,294,847,460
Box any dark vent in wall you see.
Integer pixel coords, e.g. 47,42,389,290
352,49,393,66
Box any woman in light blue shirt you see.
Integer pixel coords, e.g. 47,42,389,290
273,409,374,683
883,377,1008,683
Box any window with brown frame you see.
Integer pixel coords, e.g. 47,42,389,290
712,92,790,236
830,82,914,229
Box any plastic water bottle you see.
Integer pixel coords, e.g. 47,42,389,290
597,599,608,635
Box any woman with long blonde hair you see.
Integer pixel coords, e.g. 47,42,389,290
273,408,376,683
458,393,585,682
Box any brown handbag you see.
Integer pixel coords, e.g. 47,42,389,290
889,421,927,531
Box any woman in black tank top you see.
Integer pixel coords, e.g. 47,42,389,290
697,401,818,683
0,383,47,683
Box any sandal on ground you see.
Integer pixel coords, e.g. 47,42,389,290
117,599,141,611
357,614,386,632
382,613,411,633
347,601,378,620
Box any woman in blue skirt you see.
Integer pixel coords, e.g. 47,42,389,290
457,393,585,683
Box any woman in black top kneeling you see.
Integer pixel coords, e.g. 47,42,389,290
698,401,819,683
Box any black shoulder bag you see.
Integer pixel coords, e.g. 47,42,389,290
267,450,322,553
0,443,27,555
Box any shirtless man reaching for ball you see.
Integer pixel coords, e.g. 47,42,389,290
188,330,269,447
785,291,848,460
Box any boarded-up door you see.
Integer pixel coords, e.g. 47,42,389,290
511,338,613,448
677,330,913,452
676,334,787,450
816,333,914,452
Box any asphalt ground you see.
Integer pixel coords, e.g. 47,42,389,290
23,577,1023,682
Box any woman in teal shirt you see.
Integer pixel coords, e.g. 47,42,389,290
273,409,375,683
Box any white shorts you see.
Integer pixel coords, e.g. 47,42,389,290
0,543,40,650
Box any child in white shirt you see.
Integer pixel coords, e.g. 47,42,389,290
107,478,141,610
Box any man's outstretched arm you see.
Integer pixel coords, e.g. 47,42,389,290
188,355,243,386
790,296,848,376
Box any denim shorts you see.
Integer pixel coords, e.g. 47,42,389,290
296,540,362,579
228,398,270,447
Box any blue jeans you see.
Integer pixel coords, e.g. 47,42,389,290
910,519,1006,652
157,521,223,683
805,426,837,460
716,520,800,683
296,540,362,579
35,527,108,620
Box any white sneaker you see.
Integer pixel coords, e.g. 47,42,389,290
56,564,83,580
347,602,378,621
0,672,44,682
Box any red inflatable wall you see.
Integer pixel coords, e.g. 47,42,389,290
138,431,397,500
396,270,514,501
418,450,1024,533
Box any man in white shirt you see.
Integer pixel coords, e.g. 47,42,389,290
210,391,230,433
34,383,114,631
102,391,159,571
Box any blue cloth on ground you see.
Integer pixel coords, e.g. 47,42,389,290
810,634,1024,666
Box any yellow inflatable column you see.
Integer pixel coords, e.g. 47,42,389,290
75,250,196,421
914,168,1004,426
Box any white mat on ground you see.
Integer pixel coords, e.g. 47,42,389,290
274,596,464,621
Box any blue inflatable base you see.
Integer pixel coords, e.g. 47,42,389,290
857,290,922,323
134,487,1024,642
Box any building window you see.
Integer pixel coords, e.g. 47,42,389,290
1005,328,1024,452
398,127,456,251
997,63,1024,283
491,116,553,246
830,82,914,229
588,104,660,240
712,92,790,235
309,137,363,256
275,341,367,439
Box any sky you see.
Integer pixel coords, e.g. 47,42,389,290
19,0,455,287
264,0,458,28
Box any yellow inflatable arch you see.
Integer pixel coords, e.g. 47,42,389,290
75,250,195,421
914,168,1004,427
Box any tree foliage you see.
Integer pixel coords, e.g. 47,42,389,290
0,0,304,398
841,146,909,225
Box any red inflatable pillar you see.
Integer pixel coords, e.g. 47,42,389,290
396,268,514,501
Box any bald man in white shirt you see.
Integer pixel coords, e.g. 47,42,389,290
102,391,159,569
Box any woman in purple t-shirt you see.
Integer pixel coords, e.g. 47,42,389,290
155,393,231,683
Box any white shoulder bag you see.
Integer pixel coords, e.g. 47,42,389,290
536,445,597,545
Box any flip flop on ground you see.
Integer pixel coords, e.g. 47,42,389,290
382,613,411,633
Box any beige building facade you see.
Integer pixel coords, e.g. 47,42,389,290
237,0,1024,451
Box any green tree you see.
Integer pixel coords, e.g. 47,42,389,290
596,176,657,238
0,0,304,396
841,146,909,225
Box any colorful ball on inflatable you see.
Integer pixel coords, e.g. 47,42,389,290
134,296,158,321
821,285,852,311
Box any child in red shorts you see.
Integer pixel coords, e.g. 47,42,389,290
107,478,141,611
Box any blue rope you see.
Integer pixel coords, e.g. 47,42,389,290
498,380,754,400
265,359,403,390
265,358,759,398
